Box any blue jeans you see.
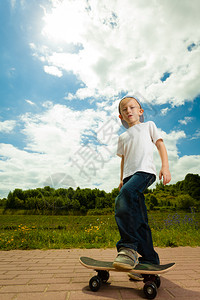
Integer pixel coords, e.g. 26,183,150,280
115,171,160,265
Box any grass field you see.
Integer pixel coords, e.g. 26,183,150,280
0,211,199,250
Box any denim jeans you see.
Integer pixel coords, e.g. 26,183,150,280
115,171,160,265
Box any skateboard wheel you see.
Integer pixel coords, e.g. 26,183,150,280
97,270,110,283
89,276,102,292
154,275,161,288
143,281,157,299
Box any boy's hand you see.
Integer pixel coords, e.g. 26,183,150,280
119,180,123,191
159,167,171,185
156,140,171,185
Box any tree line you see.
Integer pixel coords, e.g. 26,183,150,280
0,173,199,214
146,173,200,210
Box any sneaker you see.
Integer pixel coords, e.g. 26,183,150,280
128,272,143,281
113,247,138,270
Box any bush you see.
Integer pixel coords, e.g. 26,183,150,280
87,208,113,215
176,194,196,210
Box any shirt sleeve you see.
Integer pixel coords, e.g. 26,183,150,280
117,136,124,157
149,121,163,144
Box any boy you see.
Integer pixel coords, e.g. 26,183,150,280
113,96,171,271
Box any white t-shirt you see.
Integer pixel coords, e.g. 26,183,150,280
117,121,162,179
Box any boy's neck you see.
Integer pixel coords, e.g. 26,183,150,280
128,121,141,128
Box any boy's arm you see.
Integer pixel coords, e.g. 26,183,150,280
119,155,124,191
156,139,171,185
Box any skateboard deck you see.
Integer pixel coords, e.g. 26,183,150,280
79,256,175,274
79,256,175,299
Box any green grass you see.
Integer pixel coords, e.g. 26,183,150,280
0,211,199,250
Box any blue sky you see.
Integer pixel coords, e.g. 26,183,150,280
0,0,200,198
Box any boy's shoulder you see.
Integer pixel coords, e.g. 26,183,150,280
143,120,155,126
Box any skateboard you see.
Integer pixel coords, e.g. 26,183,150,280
79,256,175,299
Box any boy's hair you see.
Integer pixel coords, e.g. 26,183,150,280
119,96,144,128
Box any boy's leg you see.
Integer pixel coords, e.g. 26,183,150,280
136,190,160,265
114,171,159,266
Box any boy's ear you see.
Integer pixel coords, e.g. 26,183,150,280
139,108,144,115
119,114,123,120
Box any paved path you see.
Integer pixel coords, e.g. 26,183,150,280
0,247,199,300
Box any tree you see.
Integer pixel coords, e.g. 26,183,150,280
95,197,105,209
6,191,15,208
183,174,200,201
155,181,165,191
149,195,158,210
111,188,119,198
3,173,199,214
13,197,24,209
71,199,80,210
13,189,25,201
67,187,74,200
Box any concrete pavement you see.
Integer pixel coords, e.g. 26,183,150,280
0,247,200,299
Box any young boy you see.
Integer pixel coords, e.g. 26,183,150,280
113,96,171,271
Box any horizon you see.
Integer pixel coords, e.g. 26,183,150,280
1,172,199,201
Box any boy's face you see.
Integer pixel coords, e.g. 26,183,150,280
119,97,144,127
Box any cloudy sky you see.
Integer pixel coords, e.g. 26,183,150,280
0,0,200,198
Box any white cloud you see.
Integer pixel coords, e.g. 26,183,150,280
27,0,200,105
44,65,63,77
25,99,36,106
170,155,200,183
178,116,194,125
42,101,53,108
67,88,97,100
154,129,186,168
160,107,170,116
0,102,199,198
0,143,52,197
10,0,16,10
153,128,200,185
191,129,200,140
0,120,16,133
0,103,119,197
